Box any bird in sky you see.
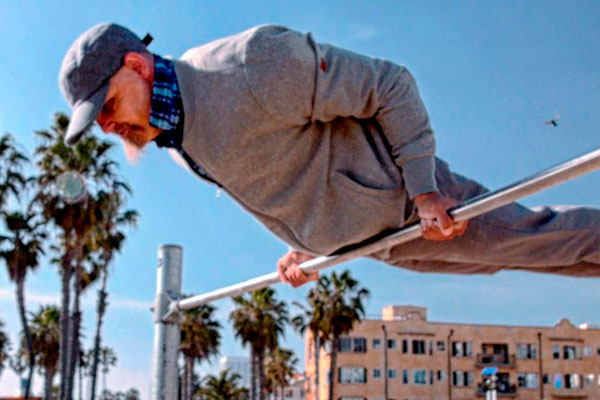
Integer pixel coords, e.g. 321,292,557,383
544,114,560,127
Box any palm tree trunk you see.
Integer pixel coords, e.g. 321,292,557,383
185,356,194,400
16,277,34,400
59,256,73,400
257,349,265,400
89,263,109,400
44,368,56,400
328,336,338,400
67,258,83,400
78,358,83,400
314,336,320,400
103,367,107,394
250,347,256,400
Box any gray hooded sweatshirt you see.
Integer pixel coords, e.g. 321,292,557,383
172,24,436,255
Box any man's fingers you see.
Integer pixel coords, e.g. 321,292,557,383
277,251,317,287
436,212,454,236
286,265,305,287
423,225,453,241
277,259,290,284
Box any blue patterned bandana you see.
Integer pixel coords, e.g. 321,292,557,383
149,55,182,130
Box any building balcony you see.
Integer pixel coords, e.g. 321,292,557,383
475,353,516,368
476,383,517,397
550,390,588,399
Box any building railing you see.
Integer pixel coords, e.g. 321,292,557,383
476,353,516,367
476,383,517,397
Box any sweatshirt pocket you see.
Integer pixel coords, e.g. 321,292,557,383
334,170,404,199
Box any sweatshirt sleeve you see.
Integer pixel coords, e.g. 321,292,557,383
244,25,438,198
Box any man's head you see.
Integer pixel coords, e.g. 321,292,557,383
59,23,161,159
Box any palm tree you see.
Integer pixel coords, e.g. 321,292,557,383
264,348,297,400
1,210,46,399
88,188,137,400
0,133,34,398
198,370,249,400
291,299,324,400
99,347,118,393
0,133,28,208
309,271,369,400
29,305,61,400
180,302,222,400
34,113,120,400
0,319,11,380
230,288,288,400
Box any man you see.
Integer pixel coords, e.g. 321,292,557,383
59,23,600,286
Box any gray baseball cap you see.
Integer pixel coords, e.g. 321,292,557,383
59,23,150,145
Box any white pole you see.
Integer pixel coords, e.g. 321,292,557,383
152,245,182,400
165,147,600,315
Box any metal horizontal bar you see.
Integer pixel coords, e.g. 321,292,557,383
170,147,600,315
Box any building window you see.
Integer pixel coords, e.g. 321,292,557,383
437,370,446,381
373,338,381,349
402,369,408,384
338,337,367,353
339,338,352,353
437,341,445,351
413,370,426,385
555,373,562,389
339,367,367,384
585,374,594,386
354,338,366,353
452,342,461,356
452,371,473,387
542,374,550,385
373,368,381,379
429,341,433,355
429,370,434,385
518,373,539,389
583,346,593,357
388,369,397,379
516,344,537,359
563,346,576,360
402,339,408,353
452,341,472,357
412,340,426,355
553,344,560,359
387,339,396,349
565,374,581,389
597,347,600,356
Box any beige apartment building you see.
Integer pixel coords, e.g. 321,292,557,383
304,305,600,400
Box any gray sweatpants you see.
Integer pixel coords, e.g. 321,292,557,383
373,159,600,277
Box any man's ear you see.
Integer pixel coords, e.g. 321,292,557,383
123,52,154,82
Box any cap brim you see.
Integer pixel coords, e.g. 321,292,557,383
64,84,109,146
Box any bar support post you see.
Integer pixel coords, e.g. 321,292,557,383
152,244,182,400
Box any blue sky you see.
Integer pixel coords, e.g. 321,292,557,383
1,1,600,397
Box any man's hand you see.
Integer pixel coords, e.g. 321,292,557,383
413,191,468,241
277,251,319,288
